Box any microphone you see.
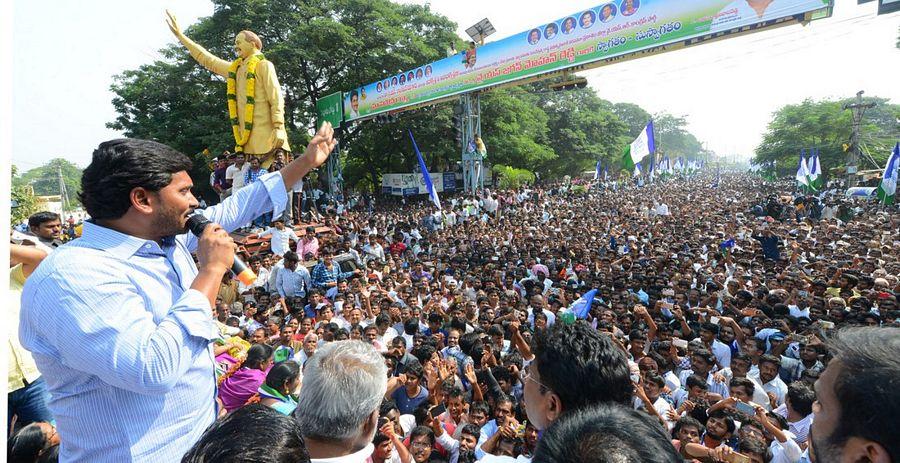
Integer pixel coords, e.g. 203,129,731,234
186,214,257,286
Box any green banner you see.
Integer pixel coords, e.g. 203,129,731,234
316,92,343,129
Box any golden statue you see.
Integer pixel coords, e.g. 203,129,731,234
166,10,290,160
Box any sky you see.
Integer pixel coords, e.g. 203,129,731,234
9,0,900,171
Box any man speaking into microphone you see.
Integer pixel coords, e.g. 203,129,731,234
19,123,337,462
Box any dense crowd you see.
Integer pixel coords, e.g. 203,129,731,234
9,158,900,463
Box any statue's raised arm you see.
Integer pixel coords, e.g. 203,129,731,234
166,10,230,78
165,10,289,156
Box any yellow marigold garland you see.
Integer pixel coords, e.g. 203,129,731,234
227,53,264,152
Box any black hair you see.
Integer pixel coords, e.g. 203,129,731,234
823,327,899,458
470,401,490,417
35,444,59,463
379,399,399,417
412,404,432,426
532,403,681,463
79,139,194,220
692,349,716,366
284,251,300,262
459,423,481,439
738,437,769,460
685,375,709,391
181,404,310,463
645,374,665,388
266,360,301,392
786,381,815,416
27,211,60,229
533,321,632,409
245,344,274,370
411,344,436,365
700,322,719,335
458,332,483,358
409,426,435,446
491,366,513,385
707,410,736,434
729,377,756,397
404,318,419,335
7,423,54,463
672,416,705,439
405,360,424,379
758,354,780,369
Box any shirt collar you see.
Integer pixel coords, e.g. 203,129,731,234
80,220,168,259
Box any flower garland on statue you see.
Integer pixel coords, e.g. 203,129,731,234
226,53,264,153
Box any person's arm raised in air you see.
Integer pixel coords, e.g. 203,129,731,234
508,320,533,361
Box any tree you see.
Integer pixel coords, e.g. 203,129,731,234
753,97,899,178
479,89,555,171
652,112,710,162
611,102,652,138
537,87,628,177
492,165,535,189
12,159,83,208
11,165,44,226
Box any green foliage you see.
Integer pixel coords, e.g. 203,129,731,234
491,164,535,189
480,89,555,171
11,186,42,226
652,112,712,161
11,159,82,208
753,97,899,177
536,88,628,177
611,102,652,138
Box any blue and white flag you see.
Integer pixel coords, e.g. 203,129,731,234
409,130,441,209
633,162,642,178
876,142,899,205
594,159,602,181
808,148,822,190
572,288,599,319
796,149,810,187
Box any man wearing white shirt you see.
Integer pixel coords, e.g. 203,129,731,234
753,354,788,409
719,352,770,410
238,256,270,294
699,322,732,368
254,218,299,257
773,382,815,445
225,153,250,192
362,235,386,263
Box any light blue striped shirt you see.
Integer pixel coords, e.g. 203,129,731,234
19,171,287,462
275,265,311,299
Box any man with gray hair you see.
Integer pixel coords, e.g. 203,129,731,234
294,340,387,462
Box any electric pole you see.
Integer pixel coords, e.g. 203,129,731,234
58,164,69,212
842,90,875,187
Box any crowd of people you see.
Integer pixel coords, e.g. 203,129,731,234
8,139,900,463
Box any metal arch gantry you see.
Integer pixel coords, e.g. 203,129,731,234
460,92,484,194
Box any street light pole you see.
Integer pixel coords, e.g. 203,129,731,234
842,90,875,187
